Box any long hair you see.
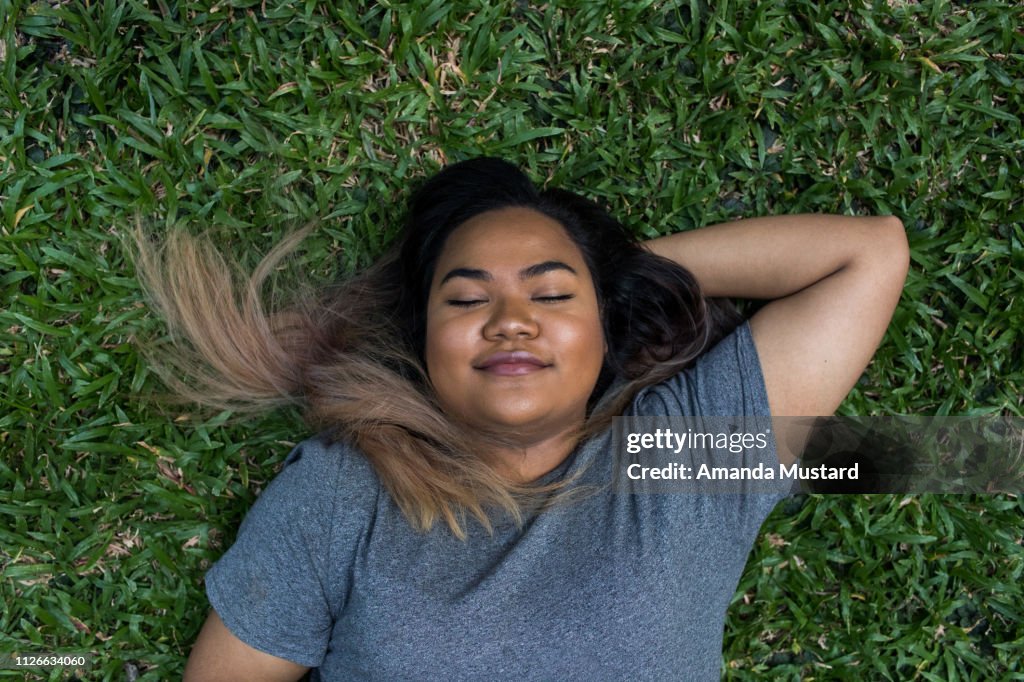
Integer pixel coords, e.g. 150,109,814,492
128,158,741,538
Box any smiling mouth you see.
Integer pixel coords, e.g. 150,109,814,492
475,350,550,375
478,362,550,376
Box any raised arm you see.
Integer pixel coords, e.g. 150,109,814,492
645,214,909,458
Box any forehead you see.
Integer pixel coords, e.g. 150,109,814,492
436,207,583,272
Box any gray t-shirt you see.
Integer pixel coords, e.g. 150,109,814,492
205,322,790,680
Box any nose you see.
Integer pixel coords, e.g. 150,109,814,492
482,298,539,340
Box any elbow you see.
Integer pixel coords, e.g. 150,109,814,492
876,215,910,283
871,217,910,305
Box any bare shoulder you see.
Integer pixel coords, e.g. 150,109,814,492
183,610,310,682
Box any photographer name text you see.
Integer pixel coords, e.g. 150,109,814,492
625,461,859,481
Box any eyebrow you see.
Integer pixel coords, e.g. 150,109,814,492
439,260,578,286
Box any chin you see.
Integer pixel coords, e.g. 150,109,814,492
475,408,579,438
478,414,548,432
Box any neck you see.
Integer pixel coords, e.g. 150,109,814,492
488,427,581,483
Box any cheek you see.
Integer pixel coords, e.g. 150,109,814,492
425,315,472,378
557,314,606,375
584,311,608,378
423,323,445,378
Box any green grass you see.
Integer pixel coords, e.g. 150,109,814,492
1,0,1022,679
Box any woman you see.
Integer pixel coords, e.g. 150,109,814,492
134,158,908,680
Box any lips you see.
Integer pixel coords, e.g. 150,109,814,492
475,351,550,376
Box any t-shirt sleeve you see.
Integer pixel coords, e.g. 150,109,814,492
204,436,371,667
638,320,771,419
631,320,792,502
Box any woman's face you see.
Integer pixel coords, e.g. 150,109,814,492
424,206,605,443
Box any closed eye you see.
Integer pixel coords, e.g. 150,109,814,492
446,299,486,307
534,294,574,303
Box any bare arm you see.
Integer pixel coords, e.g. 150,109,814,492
183,610,310,682
645,214,909,462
